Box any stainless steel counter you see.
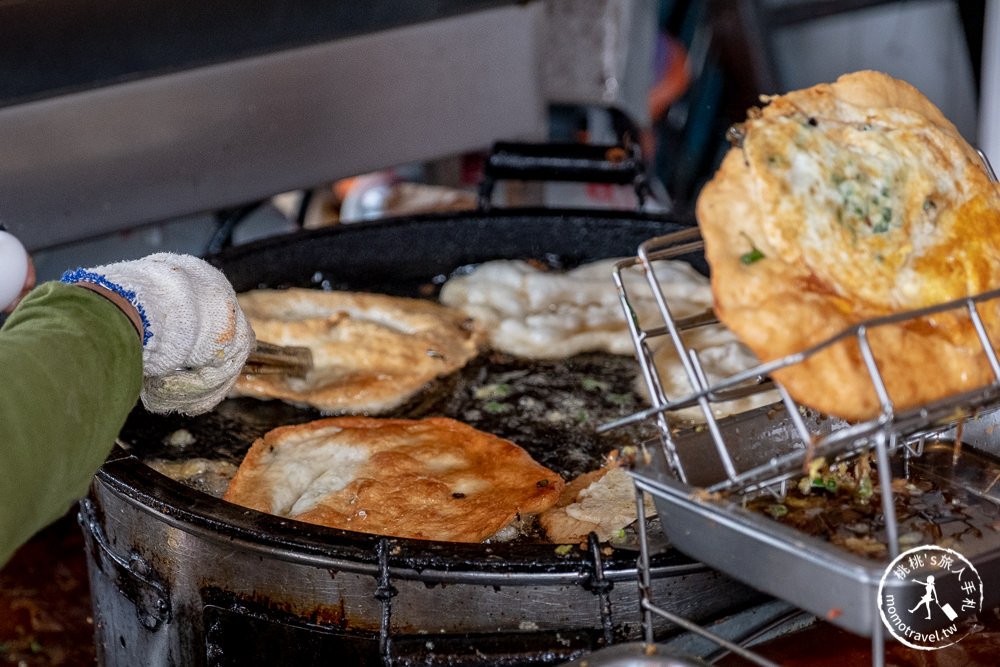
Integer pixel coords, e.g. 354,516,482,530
0,3,547,251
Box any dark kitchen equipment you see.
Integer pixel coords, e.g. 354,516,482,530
81,209,763,667
477,140,652,210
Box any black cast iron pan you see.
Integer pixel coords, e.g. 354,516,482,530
113,206,706,573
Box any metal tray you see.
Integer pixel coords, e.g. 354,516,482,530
629,407,1000,636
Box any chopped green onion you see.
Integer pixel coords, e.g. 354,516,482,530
810,477,838,492
741,247,765,265
739,232,765,265
857,474,873,499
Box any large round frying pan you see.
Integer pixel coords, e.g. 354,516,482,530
84,208,762,667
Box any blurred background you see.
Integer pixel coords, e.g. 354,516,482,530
0,0,990,280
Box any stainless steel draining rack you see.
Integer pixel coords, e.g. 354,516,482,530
598,226,1000,666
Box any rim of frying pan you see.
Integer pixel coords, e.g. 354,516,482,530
211,206,705,293
103,207,709,583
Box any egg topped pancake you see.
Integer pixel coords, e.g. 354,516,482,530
698,70,1000,420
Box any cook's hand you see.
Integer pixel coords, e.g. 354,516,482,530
62,253,255,415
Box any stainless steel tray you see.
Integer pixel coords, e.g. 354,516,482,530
630,407,1000,637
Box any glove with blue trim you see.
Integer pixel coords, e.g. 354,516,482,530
62,253,254,415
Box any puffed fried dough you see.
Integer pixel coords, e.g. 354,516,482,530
439,257,714,358
697,70,1000,421
233,288,485,414
223,416,564,543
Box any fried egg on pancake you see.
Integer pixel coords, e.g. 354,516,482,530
698,70,1000,421
233,288,485,414
222,416,564,543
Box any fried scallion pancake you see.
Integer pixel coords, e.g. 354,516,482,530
233,288,485,414
222,417,564,543
697,70,1000,421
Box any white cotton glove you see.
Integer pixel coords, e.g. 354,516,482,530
62,253,255,415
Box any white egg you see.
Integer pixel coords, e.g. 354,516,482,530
0,230,30,310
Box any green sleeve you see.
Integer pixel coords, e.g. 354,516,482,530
0,281,143,566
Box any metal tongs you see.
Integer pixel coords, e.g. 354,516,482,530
243,340,313,378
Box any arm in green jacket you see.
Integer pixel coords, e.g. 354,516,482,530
0,282,143,567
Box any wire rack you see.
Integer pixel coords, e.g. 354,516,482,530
610,227,1000,493
597,227,1000,666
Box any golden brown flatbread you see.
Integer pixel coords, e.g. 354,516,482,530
233,288,485,414
697,70,1000,421
222,416,564,542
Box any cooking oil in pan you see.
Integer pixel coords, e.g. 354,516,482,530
744,442,1000,561
124,351,659,496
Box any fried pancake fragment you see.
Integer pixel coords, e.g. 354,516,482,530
233,288,485,414
222,417,564,543
539,466,656,544
697,70,1000,421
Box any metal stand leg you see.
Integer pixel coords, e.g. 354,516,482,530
871,612,885,667
634,486,655,645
